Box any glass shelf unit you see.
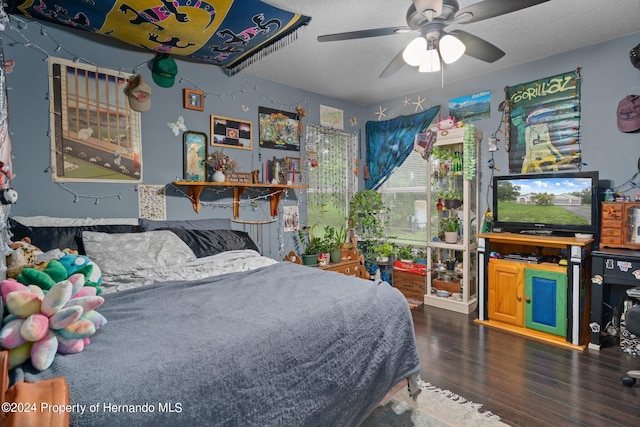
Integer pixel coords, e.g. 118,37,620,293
425,127,482,314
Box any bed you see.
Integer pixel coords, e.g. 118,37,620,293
1,217,421,427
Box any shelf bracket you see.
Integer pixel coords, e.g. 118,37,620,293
187,185,204,213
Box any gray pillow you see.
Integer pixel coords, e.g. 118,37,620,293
139,218,232,231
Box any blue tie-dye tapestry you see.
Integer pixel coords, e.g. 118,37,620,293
365,106,440,190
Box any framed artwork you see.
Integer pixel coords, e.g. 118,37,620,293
183,131,207,182
183,89,204,111
211,115,252,150
48,56,142,182
258,106,301,151
286,157,300,173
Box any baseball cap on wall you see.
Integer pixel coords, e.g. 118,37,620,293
152,54,178,88
126,75,152,112
617,95,640,133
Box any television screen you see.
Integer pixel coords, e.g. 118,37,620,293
492,171,599,235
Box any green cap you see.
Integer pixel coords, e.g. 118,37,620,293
152,55,178,88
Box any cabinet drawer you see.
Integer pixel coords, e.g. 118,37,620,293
602,203,623,219
601,227,622,237
601,236,623,245
601,219,622,228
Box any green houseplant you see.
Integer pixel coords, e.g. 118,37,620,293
348,190,387,240
440,216,460,244
439,189,463,210
372,242,395,263
396,245,414,262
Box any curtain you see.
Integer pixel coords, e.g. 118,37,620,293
305,124,357,227
365,106,440,190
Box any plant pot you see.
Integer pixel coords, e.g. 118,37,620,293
444,199,462,210
330,249,342,263
212,170,225,182
301,253,318,266
376,256,389,264
446,260,456,271
444,231,458,244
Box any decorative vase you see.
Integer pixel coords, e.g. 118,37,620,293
444,231,458,244
212,170,225,182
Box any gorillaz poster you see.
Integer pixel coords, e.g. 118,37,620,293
505,70,581,173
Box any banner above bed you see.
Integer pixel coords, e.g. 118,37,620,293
5,0,311,75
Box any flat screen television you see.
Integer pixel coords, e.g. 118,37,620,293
492,170,599,236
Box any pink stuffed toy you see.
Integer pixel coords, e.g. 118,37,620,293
437,116,456,130
0,274,106,371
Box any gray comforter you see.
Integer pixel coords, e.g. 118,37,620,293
11,261,420,427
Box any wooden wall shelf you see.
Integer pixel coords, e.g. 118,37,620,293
173,181,307,217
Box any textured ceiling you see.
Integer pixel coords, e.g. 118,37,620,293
245,0,640,105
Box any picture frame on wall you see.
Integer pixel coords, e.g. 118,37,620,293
183,131,207,181
183,88,204,111
211,115,252,150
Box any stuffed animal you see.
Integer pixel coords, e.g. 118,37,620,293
437,116,456,130
0,275,106,371
17,254,102,294
6,238,42,278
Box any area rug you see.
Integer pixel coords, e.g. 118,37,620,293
361,380,509,427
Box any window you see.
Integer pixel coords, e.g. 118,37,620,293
379,150,428,245
305,124,357,233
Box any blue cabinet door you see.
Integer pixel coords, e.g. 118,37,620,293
524,267,567,337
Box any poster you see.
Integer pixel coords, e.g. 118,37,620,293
505,70,581,173
448,90,490,123
320,105,344,130
258,107,301,151
48,57,142,182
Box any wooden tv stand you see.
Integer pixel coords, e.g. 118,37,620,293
476,232,593,350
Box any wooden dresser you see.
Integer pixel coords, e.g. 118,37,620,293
601,201,640,249
284,250,370,279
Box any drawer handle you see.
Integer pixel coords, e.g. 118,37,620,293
525,297,531,303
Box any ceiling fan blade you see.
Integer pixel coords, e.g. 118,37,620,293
454,0,550,24
317,26,411,42
380,49,406,78
449,30,505,63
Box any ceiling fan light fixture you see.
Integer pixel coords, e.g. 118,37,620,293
439,34,466,64
419,48,440,73
402,36,427,66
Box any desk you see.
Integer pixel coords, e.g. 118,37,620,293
589,249,640,350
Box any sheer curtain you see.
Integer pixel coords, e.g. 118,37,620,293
365,106,440,190
304,124,358,228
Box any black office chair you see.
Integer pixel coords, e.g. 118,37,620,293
622,306,640,386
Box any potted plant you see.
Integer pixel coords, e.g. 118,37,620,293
298,226,322,265
440,216,460,244
440,189,463,210
396,245,414,263
323,225,347,263
348,190,387,240
372,242,395,263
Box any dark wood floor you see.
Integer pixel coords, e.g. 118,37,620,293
411,304,640,426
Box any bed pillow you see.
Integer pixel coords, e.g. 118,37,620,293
9,218,143,254
139,218,232,231
164,228,259,258
82,230,197,276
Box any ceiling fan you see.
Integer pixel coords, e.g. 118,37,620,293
317,0,550,77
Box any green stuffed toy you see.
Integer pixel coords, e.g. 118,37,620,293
17,254,103,294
